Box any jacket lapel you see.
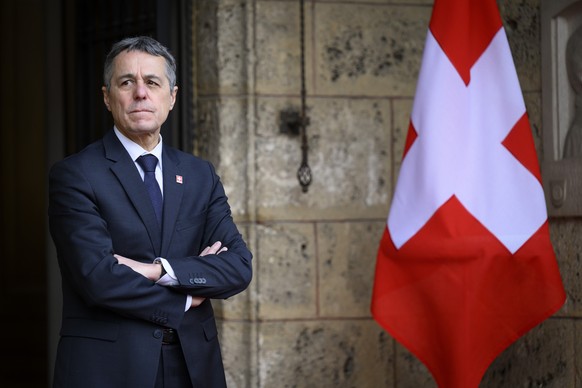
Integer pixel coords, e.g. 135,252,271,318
160,146,184,257
104,130,163,255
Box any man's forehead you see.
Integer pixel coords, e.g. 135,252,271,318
113,50,166,73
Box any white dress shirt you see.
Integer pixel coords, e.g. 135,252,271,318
114,127,192,311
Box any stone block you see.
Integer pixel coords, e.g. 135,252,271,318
498,0,541,92
257,223,317,319
318,221,386,318
196,0,248,95
314,3,431,97
219,320,255,388
395,342,437,388
255,1,314,95
549,220,581,317
215,97,250,218
258,320,394,387
576,319,582,387
196,97,249,218
523,92,543,162
212,225,255,321
195,98,222,167
214,0,248,95
213,288,252,321
481,318,574,387
196,0,219,95
255,96,391,220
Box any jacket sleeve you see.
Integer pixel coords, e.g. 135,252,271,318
48,158,187,329
166,162,253,299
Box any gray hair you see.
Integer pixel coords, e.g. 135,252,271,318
103,36,177,91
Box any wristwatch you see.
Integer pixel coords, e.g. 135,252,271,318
153,258,167,278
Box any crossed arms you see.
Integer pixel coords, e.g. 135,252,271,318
115,241,228,309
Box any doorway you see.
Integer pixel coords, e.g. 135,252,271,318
0,1,193,386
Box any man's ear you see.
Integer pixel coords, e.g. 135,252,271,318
169,86,178,110
102,86,111,111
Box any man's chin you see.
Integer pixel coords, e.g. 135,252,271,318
127,122,160,133
118,125,160,137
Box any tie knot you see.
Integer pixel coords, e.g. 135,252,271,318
137,154,158,173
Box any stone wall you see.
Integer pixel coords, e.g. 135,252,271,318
194,0,576,387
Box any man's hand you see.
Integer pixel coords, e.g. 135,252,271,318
114,242,227,308
186,242,227,309
114,254,162,281
199,241,228,256
190,296,205,308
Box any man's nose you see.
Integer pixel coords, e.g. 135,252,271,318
134,82,148,99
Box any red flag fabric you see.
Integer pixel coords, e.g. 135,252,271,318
371,1,566,387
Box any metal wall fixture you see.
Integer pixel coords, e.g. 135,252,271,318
279,0,312,193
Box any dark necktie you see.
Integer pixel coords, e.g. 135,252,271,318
136,154,163,226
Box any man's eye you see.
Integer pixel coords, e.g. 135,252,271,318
147,80,160,86
120,80,133,86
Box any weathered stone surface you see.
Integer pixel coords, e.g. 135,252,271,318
197,0,248,95
194,98,222,168
196,0,220,95
214,0,249,95
318,221,385,318
482,318,574,387
255,97,391,220
395,343,437,388
255,1,313,95
549,219,581,317
259,320,394,387
196,97,249,218
523,92,543,162
498,0,541,92
195,1,571,387
575,319,582,388
315,3,431,96
213,225,254,321
256,223,317,320
219,320,255,388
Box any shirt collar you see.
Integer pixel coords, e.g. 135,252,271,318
113,127,163,168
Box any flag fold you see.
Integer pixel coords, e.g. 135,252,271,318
371,1,566,387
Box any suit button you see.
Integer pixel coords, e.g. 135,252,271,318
189,277,207,284
153,329,163,339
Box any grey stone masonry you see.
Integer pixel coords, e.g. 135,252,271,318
193,0,576,387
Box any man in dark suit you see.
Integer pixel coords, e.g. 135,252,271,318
48,36,252,388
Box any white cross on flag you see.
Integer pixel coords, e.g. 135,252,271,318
371,0,565,387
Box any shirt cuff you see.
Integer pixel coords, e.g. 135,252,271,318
154,258,179,286
185,295,193,311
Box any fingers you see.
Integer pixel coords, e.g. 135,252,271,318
199,241,221,255
208,241,222,252
190,297,206,308
114,254,131,264
199,241,228,256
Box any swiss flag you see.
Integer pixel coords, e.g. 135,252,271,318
371,0,566,387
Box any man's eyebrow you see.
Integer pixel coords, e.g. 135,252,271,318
115,73,135,81
115,73,163,81
144,74,164,82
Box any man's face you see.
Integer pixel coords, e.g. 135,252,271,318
102,50,177,141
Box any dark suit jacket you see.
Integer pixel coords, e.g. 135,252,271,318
49,130,252,388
